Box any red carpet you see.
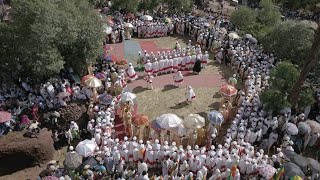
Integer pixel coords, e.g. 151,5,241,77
139,41,159,52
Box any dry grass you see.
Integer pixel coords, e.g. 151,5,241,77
135,86,222,122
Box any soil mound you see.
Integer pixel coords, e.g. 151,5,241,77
0,130,54,176
58,103,88,129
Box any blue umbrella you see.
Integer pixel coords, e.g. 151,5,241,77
208,110,224,125
150,120,162,132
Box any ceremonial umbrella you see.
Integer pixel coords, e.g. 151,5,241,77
283,162,305,178
132,114,149,127
244,34,253,39
103,24,113,34
115,59,128,69
81,75,102,88
164,17,171,24
42,176,59,180
208,110,224,125
228,32,240,39
184,114,205,129
56,91,71,99
141,15,153,21
0,111,11,123
308,158,320,173
290,176,303,180
150,120,162,132
305,120,320,133
156,113,182,130
95,72,106,80
297,122,311,134
282,122,298,135
219,84,238,98
104,54,117,62
203,22,211,27
121,92,136,102
289,154,308,171
176,124,189,136
126,13,135,19
249,37,258,44
257,164,277,179
76,139,97,157
64,152,83,170
79,156,98,170
220,28,228,34
282,149,298,159
124,22,134,28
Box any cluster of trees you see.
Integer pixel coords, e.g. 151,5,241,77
108,0,194,13
231,0,320,113
230,0,281,39
0,0,104,82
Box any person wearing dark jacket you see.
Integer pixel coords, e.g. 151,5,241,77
193,59,202,74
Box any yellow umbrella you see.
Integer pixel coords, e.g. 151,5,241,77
81,75,102,88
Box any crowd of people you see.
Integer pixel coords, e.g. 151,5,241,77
1,1,320,179
34,9,320,180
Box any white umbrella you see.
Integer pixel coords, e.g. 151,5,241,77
156,113,182,130
124,22,134,28
141,15,153,21
203,22,210,27
282,122,299,135
76,139,97,157
244,34,253,39
176,124,189,136
121,92,136,102
228,32,240,39
184,114,205,129
103,25,113,34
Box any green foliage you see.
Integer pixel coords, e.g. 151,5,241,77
261,62,300,112
138,0,161,12
0,0,104,81
280,0,319,11
230,6,258,31
261,89,291,113
258,0,281,27
297,87,315,108
269,62,300,93
162,0,193,13
261,21,314,66
112,0,140,13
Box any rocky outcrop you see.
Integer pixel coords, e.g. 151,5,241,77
0,130,55,175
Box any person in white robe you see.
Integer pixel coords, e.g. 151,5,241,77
185,86,196,103
152,59,159,76
126,63,138,81
201,51,209,68
144,60,153,75
173,71,184,87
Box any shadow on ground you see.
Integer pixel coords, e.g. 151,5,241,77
132,86,148,94
162,84,178,92
170,101,189,109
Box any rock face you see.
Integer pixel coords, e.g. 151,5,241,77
58,103,88,129
0,130,55,176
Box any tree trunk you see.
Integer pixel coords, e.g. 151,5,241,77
288,22,320,105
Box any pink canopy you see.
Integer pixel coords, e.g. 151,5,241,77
0,111,12,123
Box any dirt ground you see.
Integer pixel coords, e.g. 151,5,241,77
0,147,67,180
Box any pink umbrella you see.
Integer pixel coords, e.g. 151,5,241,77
257,165,276,179
0,111,12,123
219,84,238,98
42,176,59,180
